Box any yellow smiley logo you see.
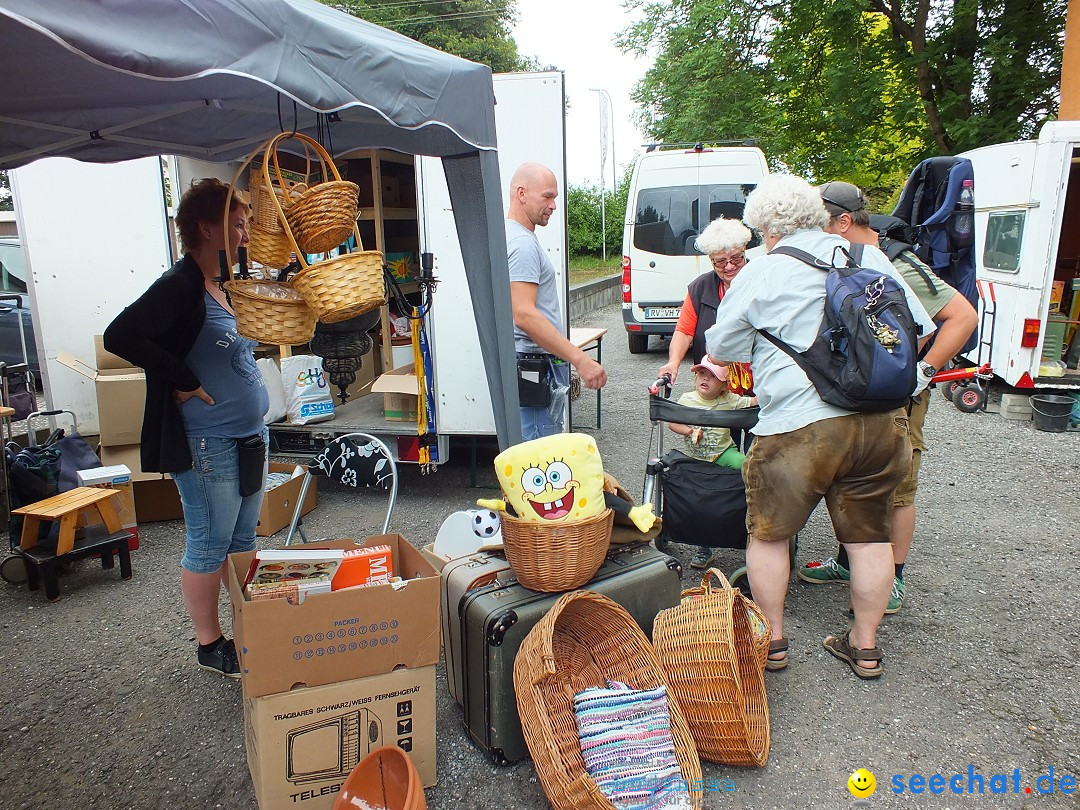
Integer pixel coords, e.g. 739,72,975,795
847,768,876,798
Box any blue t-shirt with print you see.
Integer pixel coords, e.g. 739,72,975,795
179,293,269,438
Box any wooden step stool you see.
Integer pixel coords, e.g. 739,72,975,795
13,487,132,602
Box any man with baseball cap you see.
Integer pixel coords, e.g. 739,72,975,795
799,181,978,613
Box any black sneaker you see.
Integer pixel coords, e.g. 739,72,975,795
197,637,242,679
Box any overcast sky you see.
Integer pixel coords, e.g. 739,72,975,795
512,0,652,189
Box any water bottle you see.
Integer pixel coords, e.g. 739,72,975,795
951,179,975,248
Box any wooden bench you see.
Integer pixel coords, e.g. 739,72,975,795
13,487,132,602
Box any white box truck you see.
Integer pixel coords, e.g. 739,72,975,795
10,71,568,462
960,120,1080,390
619,144,769,354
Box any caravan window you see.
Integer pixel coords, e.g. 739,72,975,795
633,184,757,257
982,211,1025,273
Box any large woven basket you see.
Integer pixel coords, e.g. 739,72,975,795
513,590,703,810
263,132,359,254
652,568,771,766
500,509,612,592
222,279,316,345
247,221,293,269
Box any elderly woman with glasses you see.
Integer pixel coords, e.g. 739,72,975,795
658,216,754,395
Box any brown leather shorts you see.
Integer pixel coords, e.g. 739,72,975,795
893,389,930,507
743,410,911,544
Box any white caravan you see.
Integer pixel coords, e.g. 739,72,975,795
960,120,1080,390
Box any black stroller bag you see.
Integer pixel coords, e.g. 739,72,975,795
657,450,748,550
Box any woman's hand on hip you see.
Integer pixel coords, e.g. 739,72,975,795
175,386,215,406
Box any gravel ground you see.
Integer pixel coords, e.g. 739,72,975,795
2,300,1079,809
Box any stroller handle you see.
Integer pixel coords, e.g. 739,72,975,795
648,374,672,396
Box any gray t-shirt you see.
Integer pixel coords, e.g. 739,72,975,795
506,219,563,353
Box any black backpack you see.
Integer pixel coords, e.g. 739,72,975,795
759,243,919,412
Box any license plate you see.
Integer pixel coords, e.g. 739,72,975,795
645,307,681,319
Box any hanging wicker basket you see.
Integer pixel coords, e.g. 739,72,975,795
499,509,612,593
217,144,316,345
247,221,293,269
262,132,386,322
222,279,316,345
263,132,359,254
652,568,771,766
513,590,704,810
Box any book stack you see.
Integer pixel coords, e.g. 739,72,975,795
242,544,394,603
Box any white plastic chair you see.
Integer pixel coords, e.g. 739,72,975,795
283,432,398,545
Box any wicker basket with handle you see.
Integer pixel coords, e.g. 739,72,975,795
263,132,358,254
218,145,316,345
499,508,612,592
262,132,385,323
652,568,771,766
513,590,704,810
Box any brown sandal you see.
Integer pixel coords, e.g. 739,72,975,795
823,631,882,679
765,638,789,671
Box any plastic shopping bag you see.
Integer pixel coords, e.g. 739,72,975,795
280,354,335,425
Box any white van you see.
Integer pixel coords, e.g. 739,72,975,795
620,144,769,353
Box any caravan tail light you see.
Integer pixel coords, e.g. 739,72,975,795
621,257,632,303
1021,319,1041,348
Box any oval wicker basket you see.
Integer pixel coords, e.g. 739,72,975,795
513,590,704,810
222,279,316,345
652,568,771,767
263,132,358,254
289,250,386,324
499,508,612,592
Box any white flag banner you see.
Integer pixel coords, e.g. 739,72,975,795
599,98,609,176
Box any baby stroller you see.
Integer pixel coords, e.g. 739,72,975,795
643,376,796,594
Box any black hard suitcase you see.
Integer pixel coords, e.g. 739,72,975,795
454,542,683,764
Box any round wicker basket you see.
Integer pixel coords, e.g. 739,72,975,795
499,508,612,593
652,568,771,766
290,250,386,323
513,590,704,810
285,179,360,254
247,221,293,269
223,279,316,345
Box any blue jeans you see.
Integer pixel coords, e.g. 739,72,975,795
174,430,267,574
519,361,570,441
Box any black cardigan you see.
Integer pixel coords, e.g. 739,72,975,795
102,255,207,473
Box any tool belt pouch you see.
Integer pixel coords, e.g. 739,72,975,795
237,433,267,498
517,356,552,408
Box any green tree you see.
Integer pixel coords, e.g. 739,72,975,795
619,0,1064,190
567,167,632,258
0,171,11,212
323,1,529,72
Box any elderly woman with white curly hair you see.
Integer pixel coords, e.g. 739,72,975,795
657,216,756,395
704,174,935,680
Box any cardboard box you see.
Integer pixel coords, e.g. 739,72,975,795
227,535,440,699
371,364,418,422
96,445,184,522
244,666,437,810
257,462,318,537
78,482,140,551
420,543,449,573
94,334,138,371
380,175,401,207
95,370,146,445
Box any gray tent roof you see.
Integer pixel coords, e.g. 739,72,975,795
0,0,521,448
0,0,497,167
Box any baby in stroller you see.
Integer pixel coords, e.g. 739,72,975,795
668,356,756,473
647,369,792,593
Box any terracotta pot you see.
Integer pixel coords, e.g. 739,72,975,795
332,746,426,810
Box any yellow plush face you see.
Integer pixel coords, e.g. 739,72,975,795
494,433,605,522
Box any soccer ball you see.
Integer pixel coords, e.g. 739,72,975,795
470,509,501,539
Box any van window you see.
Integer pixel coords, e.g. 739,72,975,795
982,210,1025,273
633,184,757,256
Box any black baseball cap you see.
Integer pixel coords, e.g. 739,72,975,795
819,181,868,216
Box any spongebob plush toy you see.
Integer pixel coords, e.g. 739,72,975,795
478,433,655,533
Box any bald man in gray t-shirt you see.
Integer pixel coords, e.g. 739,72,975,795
506,162,606,439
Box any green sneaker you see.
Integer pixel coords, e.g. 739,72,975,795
690,546,715,569
885,576,906,614
797,557,851,584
